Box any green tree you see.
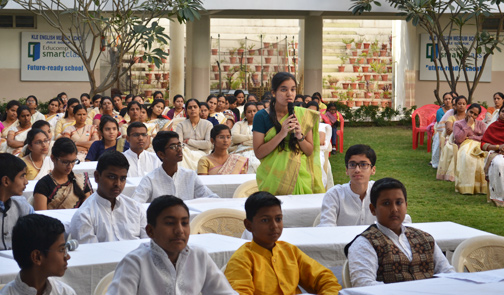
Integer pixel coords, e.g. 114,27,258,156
350,0,504,103
14,0,204,96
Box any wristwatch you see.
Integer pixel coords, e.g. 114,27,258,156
297,134,305,142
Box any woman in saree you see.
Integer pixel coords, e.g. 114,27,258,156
197,124,248,175
45,98,62,138
6,106,32,155
0,100,20,152
485,92,504,126
175,98,213,170
93,96,122,126
86,115,129,161
325,103,341,155
437,96,467,181
253,72,324,195
120,101,143,138
22,129,53,181
199,102,219,126
231,102,260,173
206,94,226,124
54,98,80,138
62,105,99,161
113,94,125,114
431,92,453,169
166,94,186,119
33,137,92,210
453,103,487,194
481,106,504,206
26,95,45,124
146,99,172,136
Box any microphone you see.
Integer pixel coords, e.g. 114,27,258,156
66,239,79,251
288,102,294,116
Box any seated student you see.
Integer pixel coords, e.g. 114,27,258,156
227,95,240,122
123,122,161,177
225,192,342,295
69,151,148,244
345,178,454,287
22,129,52,181
132,131,218,203
85,115,129,161
319,144,377,227
0,154,33,250
106,195,237,295
2,214,76,295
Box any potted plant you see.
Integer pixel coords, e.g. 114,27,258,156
353,63,360,73
237,41,246,55
248,44,256,55
355,37,364,49
358,80,366,90
339,91,348,105
328,76,339,86
342,38,354,50
229,48,236,56
349,77,358,89
330,85,341,98
347,91,355,107
264,57,272,64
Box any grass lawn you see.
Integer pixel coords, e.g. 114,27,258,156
328,126,504,236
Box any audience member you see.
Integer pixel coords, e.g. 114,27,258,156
86,115,129,161
166,94,185,119
481,106,504,206
54,98,80,139
22,129,52,180
26,95,45,124
123,122,161,177
200,102,219,126
231,102,260,173
207,94,226,123
6,106,32,155
61,105,99,161
0,100,21,152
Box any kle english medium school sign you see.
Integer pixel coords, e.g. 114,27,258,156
21,32,91,81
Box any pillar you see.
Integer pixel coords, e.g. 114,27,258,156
169,19,185,99
300,16,323,95
186,15,210,100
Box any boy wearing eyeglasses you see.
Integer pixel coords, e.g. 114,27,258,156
69,151,148,244
132,131,218,203
2,214,76,294
123,122,161,177
318,144,377,226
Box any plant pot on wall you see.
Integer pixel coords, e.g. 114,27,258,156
267,49,275,56
223,65,230,71
163,73,169,80
255,65,262,72
154,73,161,80
229,57,237,64
212,65,219,72
338,65,346,72
247,57,254,64
263,42,270,48
264,57,272,64
211,48,218,55
161,82,168,88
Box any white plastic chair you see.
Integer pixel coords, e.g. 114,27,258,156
451,235,504,272
232,179,258,198
190,208,246,238
312,212,321,227
341,260,352,288
27,195,34,206
93,271,115,295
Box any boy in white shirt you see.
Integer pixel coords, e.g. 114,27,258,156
345,178,454,287
319,144,377,226
107,195,237,295
69,151,148,244
1,214,75,295
132,131,218,202
123,122,161,177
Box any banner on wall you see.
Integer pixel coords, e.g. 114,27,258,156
21,32,91,81
419,34,492,82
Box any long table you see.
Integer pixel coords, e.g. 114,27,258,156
0,233,247,295
340,268,504,295
23,174,257,199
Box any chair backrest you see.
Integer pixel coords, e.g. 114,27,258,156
451,235,504,272
232,179,258,198
338,111,344,132
341,260,352,288
170,117,186,131
27,195,34,206
0,284,5,290
412,104,440,129
93,271,115,295
190,208,246,238
312,212,321,227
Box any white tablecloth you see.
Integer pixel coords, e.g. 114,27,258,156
72,161,98,175
340,268,504,295
24,174,256,199
0,233,247,295
276,222,494,267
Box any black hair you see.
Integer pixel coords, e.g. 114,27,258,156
269,72,300,154
245,191,282,221
24,129,49,156
124,94,134,102
450,91,459,98
100,96,113,108
12,214,65,270
80,93,90,100
127,122,147,136
206,94,217,102
96,150,129,174
226,96,237,105
261,91,272,101
185,98,200,118
173,94,184,104
72,104,86,116
26,95,38,106
345,144,377,167
247,93,258,102
147,195,189,226
32,120,50,130
0,153,27,182
493,92,504,101
295,94,305,102
64,98,80,118
210,124,231,152
442,92,452,101
1,100,21,121
152,131,179,154
17,105,31,118
370,177,407,207
57,92,67,99
243,102,258,119
99,115,119,135
51,137,87,204
256,101,265,107
147,99,165,119
92,94,102,103
48,97,61,107
200,101,210,110
312,92,322,101
294,102,305,108
234,90,245,105
153,91,164,99
467,103,481,115
455,96,468,106
127,101,142,112
306,101,319,110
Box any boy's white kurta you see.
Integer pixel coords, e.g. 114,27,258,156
106,240,238,295
123,149,162,177
131,167,219,202
69,192,148,244
0,274,76,295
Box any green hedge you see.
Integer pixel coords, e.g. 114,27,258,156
335,103,416,127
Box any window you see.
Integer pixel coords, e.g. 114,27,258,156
0,14,35,28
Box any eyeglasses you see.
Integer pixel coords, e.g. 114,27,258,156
347,162,373,170
216,135,232,140
130,133,148,138
45,244,69,256
57,158,80,166
166,143,185,150
33,139,51,146
26,100,36,104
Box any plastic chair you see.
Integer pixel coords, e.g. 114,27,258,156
170,117,186,131
412,104,440,152
0,284,5,290
312,212,321,227
232,179,258,198
93,271,115,295
335,112,345,153
341,260,352,288
190,208,246,238
451,235,504,272
27,195,34,206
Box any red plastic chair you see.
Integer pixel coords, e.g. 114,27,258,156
335,112,345,153
412,104,440,152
